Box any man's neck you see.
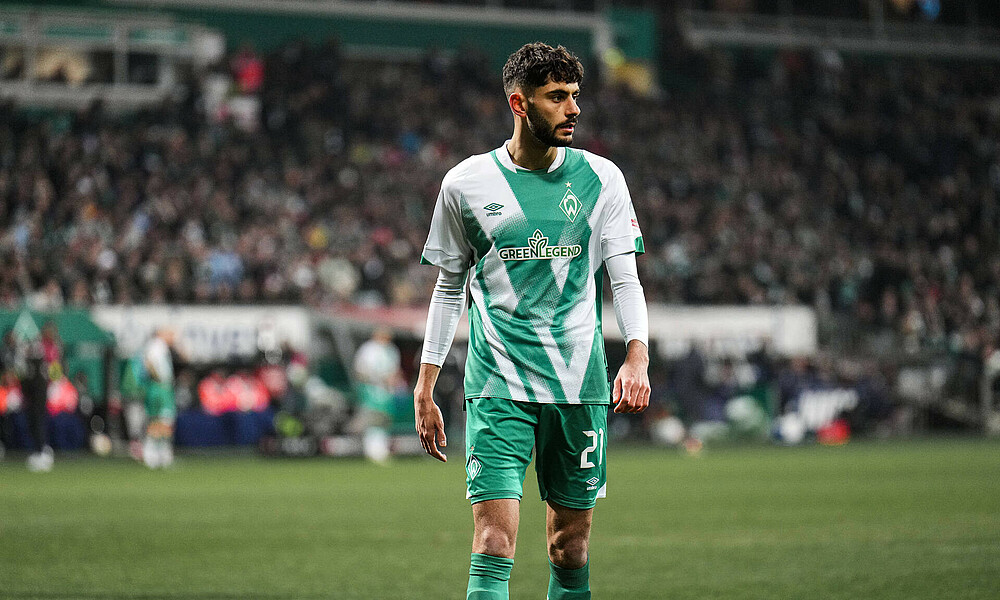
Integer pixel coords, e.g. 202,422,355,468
506,128,558,171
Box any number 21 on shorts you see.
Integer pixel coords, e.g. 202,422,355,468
580,429,605,469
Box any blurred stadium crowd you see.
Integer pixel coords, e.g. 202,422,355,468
2,40,997,364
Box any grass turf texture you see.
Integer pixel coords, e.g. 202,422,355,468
2,439,998,600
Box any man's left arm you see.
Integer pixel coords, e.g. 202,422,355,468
605,251,650,414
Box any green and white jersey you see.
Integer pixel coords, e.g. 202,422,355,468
422,144,643,405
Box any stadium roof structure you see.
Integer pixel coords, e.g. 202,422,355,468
0,5,218,109
681,8,1000,61
112,0,616,67
0,0,629,111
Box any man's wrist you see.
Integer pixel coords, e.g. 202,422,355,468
414,362,442,400
624,339,649,364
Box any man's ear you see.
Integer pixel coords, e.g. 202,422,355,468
509,91,528,118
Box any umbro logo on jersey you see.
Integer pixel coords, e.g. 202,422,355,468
484,203,504,217
560,186,582,222
498,230,582,262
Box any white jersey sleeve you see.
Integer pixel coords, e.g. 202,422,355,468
600,164,644,260
144,338,174,384
420,268,468,367
421,173,473,272
606,252,648,347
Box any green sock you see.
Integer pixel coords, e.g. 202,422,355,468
467,553,514,600
547,559,590,600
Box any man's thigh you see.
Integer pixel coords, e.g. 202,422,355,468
465,397,537,504
534,403,609,510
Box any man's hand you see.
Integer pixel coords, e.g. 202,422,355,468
414,363,447,462
613,339,650,414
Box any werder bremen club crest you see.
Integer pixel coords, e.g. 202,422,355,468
560,183,582,222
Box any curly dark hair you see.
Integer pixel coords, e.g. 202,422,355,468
502,42,584,96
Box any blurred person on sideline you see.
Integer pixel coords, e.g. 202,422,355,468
0,330,18,458
141,328,179,468
350,327,403,463
22,334,53,472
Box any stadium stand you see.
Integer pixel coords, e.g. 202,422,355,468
2,19,999,439
1,41,997,358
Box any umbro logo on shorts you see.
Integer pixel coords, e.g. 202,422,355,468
586,476,599,490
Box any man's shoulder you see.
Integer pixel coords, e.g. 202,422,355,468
441,151,498,191
568,147,624,182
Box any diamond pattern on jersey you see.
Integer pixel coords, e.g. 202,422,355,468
422,147,630,404
462,149,606,403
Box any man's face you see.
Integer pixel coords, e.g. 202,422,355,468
522,79,581,148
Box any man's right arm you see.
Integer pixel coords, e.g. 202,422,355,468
414,362,446,461
414,267,468,462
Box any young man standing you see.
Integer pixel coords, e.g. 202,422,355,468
414,42,649,600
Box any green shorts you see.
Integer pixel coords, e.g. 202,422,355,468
356,383,393,415
465,397,608,510
145,381,176,422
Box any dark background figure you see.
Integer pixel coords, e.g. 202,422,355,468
21,338,52,471
672,345,707,424
0,331,17,454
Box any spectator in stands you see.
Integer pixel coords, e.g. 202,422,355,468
231,42,264,94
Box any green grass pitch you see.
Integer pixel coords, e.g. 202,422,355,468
2,439,998,599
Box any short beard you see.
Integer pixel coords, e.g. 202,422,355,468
525,100,573,148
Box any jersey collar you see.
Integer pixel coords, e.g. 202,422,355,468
494,140,566,174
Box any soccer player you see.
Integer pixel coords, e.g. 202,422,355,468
350,327,404,463
413,42,649,600
141,328,178,468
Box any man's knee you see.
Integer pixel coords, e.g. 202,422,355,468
474,524,517,558
548,528,589,569
472,499,520,559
